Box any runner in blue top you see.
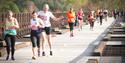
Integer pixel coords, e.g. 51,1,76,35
4,10,19,60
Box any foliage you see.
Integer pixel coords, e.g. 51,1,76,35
0,0,20,13
0,0,125,13
88,0,125,11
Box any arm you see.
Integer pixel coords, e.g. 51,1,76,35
5,19,8,30
14,18,19,29
51,16,64,21
9,18,19,29
83,13,85,17
50,12,64,21
39,19,45,28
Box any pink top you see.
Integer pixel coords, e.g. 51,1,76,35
77,10,84,19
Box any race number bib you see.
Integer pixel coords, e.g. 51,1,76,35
38,15,47,21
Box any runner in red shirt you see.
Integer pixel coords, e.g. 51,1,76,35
88,11,95,30
66,8,76,37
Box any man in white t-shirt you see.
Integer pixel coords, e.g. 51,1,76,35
37,4,63,56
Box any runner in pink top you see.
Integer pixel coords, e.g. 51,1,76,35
77,8,84,31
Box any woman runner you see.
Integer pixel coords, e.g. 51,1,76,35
37,4,63,56
77,8,84,31
66,8,76,37
4,10,19,60
30,11,45,59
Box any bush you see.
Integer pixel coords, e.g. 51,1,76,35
0,1,20,13
8,2,20,13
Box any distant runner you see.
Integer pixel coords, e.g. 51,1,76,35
99,9,103,25
77,8,84,31
66,8,76,37
88,11,95,30
103,9,108,21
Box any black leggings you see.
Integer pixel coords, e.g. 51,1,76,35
114,15,117,19
30,30,41,48
68,23,74,31
5,34,16,57
100,16,103,25
89,21,94,28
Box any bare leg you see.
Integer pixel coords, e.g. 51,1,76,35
47,34,53,55
41,32,46,52
80,20,83,30
47,35,52,51
78,20,81,30
32,47,37,59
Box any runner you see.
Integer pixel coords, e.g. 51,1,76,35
113,9,118,19
103,9,108,21
99,9,103,25
88,11,95,30
96,9,100,23
74,12,78,26
37,4,63,56
77,8,84,31
66,8,76,37
4,10,19,60
30,11,45,59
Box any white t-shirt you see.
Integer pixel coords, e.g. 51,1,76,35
30,18,44,30
37,11,55,27
104,10,108,13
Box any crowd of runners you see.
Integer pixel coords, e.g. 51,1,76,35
3,3,125,61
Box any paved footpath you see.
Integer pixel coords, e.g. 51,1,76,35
0,17,115,63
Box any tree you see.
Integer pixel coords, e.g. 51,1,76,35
16,0,37,13
8,1,20,13
0,0,20,13
88,0,125,11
